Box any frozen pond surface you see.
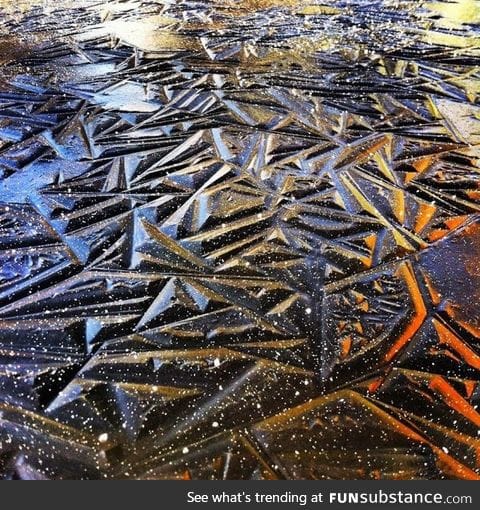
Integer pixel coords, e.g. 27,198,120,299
1,0,480,479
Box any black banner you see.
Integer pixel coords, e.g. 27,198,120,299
1,481,478,509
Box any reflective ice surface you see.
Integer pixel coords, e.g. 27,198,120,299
1,0,480,479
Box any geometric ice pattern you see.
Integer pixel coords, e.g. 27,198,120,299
1,0,480,479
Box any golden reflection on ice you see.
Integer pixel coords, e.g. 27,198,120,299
219,0,303,9
104,16,198,51
217,0,340,15
427,0,480,26
424,0,480,48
